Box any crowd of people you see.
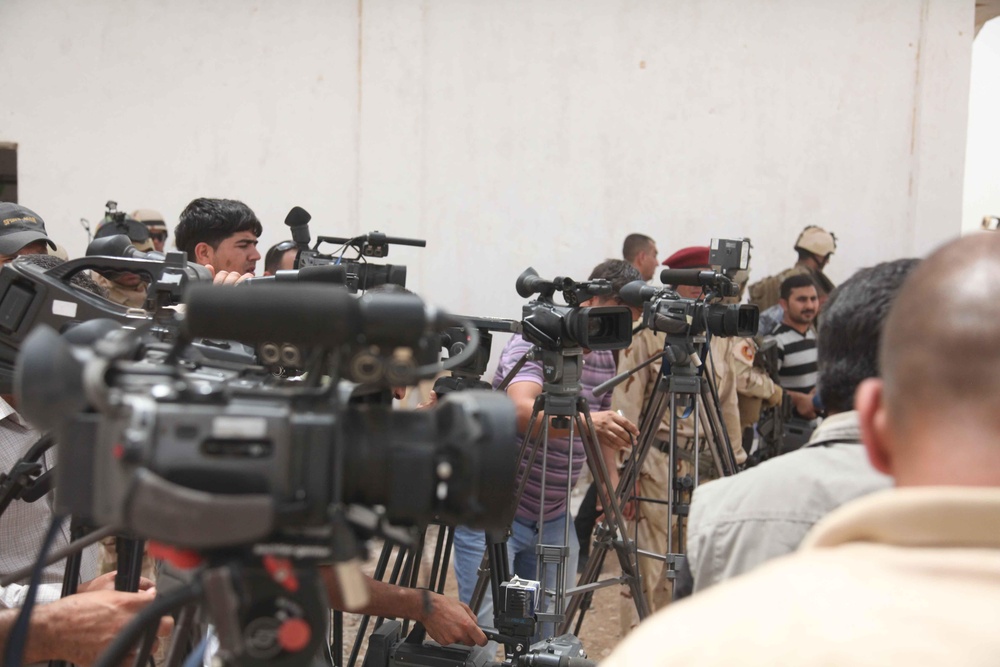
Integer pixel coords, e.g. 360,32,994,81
0,196,997,666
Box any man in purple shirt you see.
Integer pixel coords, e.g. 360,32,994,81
452,259,640,637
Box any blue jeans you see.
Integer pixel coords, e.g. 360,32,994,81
452,516,580,640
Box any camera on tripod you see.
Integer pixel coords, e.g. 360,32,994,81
621,238,759,339
515,268,632,351
283,206,425,293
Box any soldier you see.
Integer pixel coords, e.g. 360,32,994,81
749,225,836,334
131,208,169,253
89,214,154,308
611,245,744,632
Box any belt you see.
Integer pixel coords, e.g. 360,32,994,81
653,437,698,461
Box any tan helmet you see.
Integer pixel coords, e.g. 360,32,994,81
794,225,836,257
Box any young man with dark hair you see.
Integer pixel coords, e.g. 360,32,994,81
683,259,916,593
767,273,819,419
174,198,262,281
622,233,659,281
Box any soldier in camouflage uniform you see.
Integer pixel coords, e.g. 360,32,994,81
611,246,745,633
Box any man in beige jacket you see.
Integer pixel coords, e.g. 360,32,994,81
604,232,1000,666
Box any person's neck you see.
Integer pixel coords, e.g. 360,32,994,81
796,255,821,272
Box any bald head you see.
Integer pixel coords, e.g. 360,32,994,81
861,233,1000,486
882,234,1000,428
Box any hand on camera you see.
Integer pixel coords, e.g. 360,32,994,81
206,264,253,285
591,410,639,451
420,592,488,647
32,589,173,667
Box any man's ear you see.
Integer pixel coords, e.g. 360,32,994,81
855,378,892,475
193,242,214,266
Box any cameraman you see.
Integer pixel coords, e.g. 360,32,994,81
174,197,262,284
610,245,745,631
451,259,641,634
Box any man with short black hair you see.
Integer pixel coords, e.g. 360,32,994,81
685,259,915,593
767,273,819,420
622,233,659,281
174,198,262,282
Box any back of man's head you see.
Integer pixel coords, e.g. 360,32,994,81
174,198,262,260
622,234,654,263
590,258,642,299
881,234,1000,443
816,258,919,414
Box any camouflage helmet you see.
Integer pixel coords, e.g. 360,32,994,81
794,225,836,257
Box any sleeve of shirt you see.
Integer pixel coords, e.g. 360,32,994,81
0,582,64,609
492,334,543,390
733,339,779,399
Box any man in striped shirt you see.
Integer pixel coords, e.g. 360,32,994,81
767,273,819,420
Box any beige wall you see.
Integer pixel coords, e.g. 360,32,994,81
0,0,975,336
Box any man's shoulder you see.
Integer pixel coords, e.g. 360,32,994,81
604,548,864,667
691,444,882,525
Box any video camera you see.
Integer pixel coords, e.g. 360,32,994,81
514,268,632,351
432,316,521,396
621,238,758,339
15,283,518,544
284,206,425,293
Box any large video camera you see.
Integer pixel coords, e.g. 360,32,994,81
284,206,425,293
515,268,632,351
15,283,517,545
621,238,758,339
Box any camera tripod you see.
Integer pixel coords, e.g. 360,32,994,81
467,344,649,633
561,334,737,634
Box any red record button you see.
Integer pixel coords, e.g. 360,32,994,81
277,618,311,653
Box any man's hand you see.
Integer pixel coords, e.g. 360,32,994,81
419,592,487,647
28,589,173,666
788,390,817,420
206,264,253,285
75,571,155,594
591,410,639,451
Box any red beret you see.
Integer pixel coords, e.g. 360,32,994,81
662,246,710,269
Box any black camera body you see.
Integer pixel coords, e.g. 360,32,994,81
515,268,632,352
283,206,425,293
15,284,519,552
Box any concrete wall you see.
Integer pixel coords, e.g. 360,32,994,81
963,17,1000,233
0,0,974,337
